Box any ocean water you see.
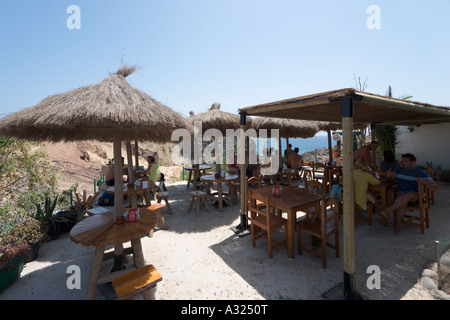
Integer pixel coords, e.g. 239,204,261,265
255,132,337,156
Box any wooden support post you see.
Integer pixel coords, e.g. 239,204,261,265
342,96,361,300
126,141,137,208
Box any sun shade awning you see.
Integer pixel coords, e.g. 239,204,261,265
239,88,450,126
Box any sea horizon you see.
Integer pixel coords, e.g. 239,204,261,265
253,131,337,156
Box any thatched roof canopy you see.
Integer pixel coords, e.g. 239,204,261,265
189,103,249,133
0,68,188,143
252,117,319,139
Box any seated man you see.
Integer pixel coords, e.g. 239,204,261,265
353,141,379,171
287,147,304,170
380,153,438,235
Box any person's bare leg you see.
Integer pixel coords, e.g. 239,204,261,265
380,192,418,218
393,206,407,234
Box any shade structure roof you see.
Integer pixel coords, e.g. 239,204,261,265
239,88,450,126
252,117,320,139
238,87,450,299
0,70,189,143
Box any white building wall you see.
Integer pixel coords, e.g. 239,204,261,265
396,123,450,170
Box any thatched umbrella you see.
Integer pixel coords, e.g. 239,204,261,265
189,102,244,132
0,66,189,270
253,117,320,167
0,67,188,227
188,103,251,169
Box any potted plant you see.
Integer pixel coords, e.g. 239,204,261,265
0,217,48,262
0,245,29,293
333,144,341,158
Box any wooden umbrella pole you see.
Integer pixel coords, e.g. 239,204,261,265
113,138,125,271
113,138,124,218
126,141,138,208
135,140,139,168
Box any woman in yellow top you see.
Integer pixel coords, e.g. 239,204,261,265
144,152,162,182
353,159,380,211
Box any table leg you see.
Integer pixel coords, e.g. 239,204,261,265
287,210,295,259
193,170,200,189
229,181,237,205
85,245,106,300
143,190,152,206
218,182,223,212
187,170,192,188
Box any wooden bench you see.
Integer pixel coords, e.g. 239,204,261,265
155,191,173,214
188,191,210,216
147,203,168,237
112,265,162,300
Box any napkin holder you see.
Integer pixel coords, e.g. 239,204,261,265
125,209,140,222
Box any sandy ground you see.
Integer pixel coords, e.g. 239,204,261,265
1,179,450,300
1,141,449,301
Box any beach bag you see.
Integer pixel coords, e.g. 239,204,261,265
98,191,114,206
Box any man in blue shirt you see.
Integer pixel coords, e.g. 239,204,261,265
380,153,438,234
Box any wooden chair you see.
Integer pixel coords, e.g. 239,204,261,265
402,181,431,234
297,195,340,269
305,177,327,198
424,166,435,205
312,162,325,179
249,190,287,258
188,191,210,216
354,201,373,226
245,176,264,220
300,161,314,181
329,168,342,191
112,265,162,300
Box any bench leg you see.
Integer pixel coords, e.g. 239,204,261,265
202,197,210,212
158,210,169,230
196,197,200,216
164,198,173,214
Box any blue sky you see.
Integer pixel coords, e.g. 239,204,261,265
1,0,449,119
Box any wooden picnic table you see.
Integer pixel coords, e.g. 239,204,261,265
70,208,159,299
201,173,239,211
184,165,212,188
106,181,156,208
